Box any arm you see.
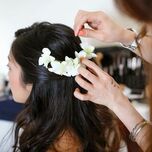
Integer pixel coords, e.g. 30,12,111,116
112,96,151,152
74,10,152,64
74,59,152,152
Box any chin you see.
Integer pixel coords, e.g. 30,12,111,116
13,97,22,103
12,95,25,103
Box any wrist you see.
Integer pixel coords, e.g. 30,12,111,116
119,28,142,52
119,28,137,46
110,93,129,112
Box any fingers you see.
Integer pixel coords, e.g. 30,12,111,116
75,75,93,91
74,10,99,36
79,59,117,86
78,65,98,84
74,88,90,101
80,59,105,77
78,28,100,39
74,10,89,36
78,59,119,87
74,10,105,36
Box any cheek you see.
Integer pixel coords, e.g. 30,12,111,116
8,70,23,100
8,71,32,103
8,71,20,91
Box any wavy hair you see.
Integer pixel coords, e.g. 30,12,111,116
11,22,125,152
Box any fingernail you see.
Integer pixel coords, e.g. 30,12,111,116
78,30,85,36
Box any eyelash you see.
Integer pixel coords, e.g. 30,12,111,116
7,64,11,70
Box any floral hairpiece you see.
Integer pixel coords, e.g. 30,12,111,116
38,43,96,77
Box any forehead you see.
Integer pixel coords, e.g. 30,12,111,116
8,53,19,69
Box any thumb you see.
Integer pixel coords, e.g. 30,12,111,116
78,28,101,39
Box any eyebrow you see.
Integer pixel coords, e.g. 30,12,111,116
8,56,11,61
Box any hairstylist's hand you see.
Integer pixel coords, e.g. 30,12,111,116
74,10,134,44
74,59,127,109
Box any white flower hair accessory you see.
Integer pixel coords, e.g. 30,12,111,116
38,43,96,77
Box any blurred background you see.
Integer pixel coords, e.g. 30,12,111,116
0,0,149,151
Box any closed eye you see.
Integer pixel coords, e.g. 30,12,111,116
7,64,11,70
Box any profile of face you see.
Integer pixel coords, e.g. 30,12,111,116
7,54,32,103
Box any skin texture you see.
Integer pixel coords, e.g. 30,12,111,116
74,10,152,64
7,54,32,103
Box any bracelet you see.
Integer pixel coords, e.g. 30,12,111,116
120,28,141,52
129,119,150,142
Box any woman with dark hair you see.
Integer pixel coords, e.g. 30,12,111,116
6,22,126,152
73,0,152,151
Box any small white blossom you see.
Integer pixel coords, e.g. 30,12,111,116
75,51,87,59
64,57,80,76
38,43,96,77
49,60,67,75
38,48,55,68
80,42,97,59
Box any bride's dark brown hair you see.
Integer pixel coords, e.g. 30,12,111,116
11,22,140,152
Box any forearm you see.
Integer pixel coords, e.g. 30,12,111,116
111,96,152,151
111,96,143,131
